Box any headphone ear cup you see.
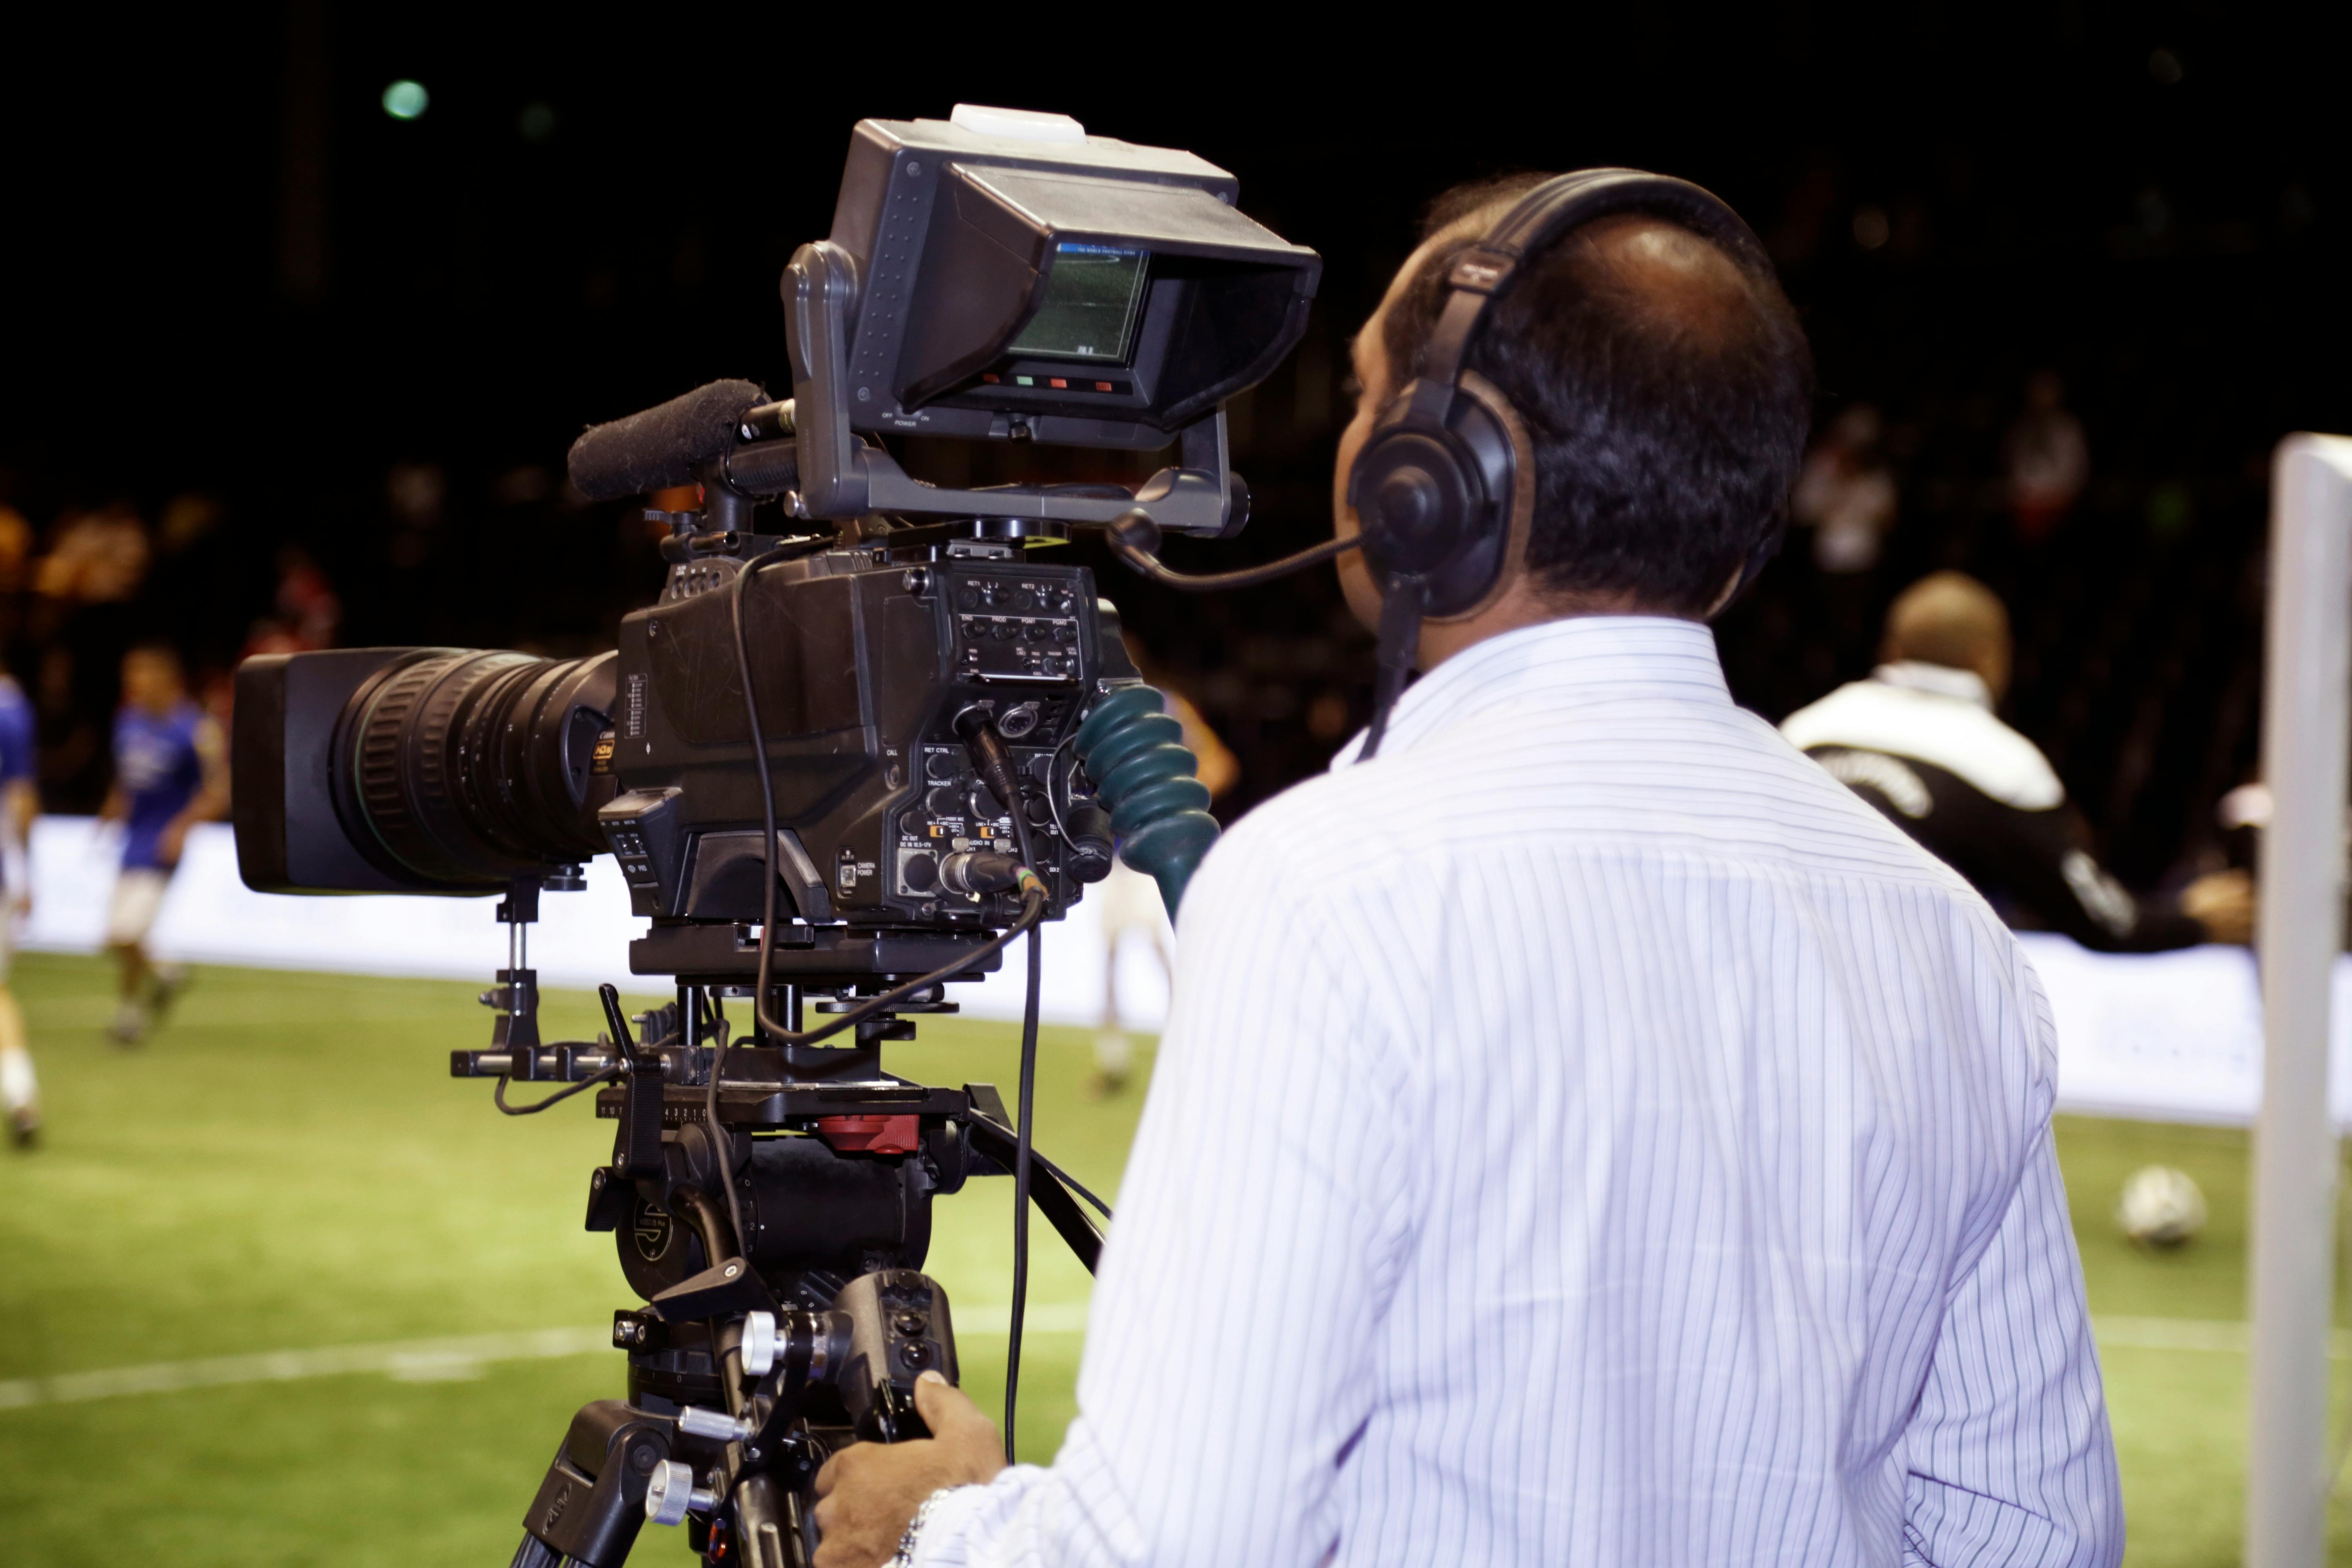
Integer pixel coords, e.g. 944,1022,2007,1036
1353,388,1483,585
1417,393,1514,618
1350,383,1516,619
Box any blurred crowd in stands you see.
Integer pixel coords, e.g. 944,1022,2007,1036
0,486,340,811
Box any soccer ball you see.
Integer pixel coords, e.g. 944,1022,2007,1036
2115,1164,2208,1247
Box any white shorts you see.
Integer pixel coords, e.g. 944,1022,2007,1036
1095,860,1169,942
0,842,20,983
106,867,172,947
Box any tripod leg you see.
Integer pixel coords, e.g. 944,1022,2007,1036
514,1399,672,1568
510,1532,566,1568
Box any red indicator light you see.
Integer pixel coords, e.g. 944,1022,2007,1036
981,373,1000,383
1095,381,1114,392
1048,377,1067,389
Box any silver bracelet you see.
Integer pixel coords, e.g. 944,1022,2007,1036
889,1487,957,1568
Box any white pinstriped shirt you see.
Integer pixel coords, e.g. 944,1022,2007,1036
916,615,2121,1568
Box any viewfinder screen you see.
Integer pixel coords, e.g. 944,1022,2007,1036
1008,244,1150,363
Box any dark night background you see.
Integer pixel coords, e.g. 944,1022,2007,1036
0,5,2343,893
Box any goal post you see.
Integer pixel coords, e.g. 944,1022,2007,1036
2248,432,2352,1568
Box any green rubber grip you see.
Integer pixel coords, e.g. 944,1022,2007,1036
1072,685,1221,917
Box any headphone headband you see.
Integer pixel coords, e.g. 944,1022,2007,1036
1414,169,1769,420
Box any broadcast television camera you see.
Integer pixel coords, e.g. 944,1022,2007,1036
229,105,1320,1567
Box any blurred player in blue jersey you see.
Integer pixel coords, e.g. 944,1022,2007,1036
99,644,225,1044
0,664,38,1144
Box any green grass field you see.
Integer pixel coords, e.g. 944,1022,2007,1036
0,952,2348,1565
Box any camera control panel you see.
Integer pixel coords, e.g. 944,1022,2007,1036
951,575,1084,683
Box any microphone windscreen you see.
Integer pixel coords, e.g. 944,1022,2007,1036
567,379,764,501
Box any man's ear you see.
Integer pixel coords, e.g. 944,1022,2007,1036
1703,565,1746,621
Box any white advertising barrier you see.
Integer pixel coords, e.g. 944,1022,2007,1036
22,816,2343,1127
2012,931,2321,1127
20,818,1170,1030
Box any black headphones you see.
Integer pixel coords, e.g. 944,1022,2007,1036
1347,167,1775,757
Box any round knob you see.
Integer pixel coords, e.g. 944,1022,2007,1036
925,784,962,815
645,1460,711,1527
968,781,1004,820
676,1405,755,1443
925,752,961,781
740,1311,778,1378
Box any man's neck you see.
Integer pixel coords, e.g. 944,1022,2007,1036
1414,579,1683,672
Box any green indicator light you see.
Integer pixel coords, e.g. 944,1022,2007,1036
382,80,429,120
1015,376,1035,387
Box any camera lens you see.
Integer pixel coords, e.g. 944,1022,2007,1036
332,649,617,889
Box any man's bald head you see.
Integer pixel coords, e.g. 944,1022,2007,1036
1372,173,1813,617
1882,572,2013,699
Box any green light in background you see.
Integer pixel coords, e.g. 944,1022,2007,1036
518,102,557,142
381,80,429,120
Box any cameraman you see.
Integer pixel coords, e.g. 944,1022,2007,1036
817,176,2120,1567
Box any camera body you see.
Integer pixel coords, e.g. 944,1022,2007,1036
231,539,1137,972
601,541,1134,981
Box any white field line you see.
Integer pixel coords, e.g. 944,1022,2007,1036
2092,1316,2352,1356
0,1303,1089,1413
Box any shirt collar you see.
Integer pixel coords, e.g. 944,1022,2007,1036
1330,615,1730,768
1873,661,1993,709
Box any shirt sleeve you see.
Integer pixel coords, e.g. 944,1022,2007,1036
1896,968,2123,1568
911,829,1421,1568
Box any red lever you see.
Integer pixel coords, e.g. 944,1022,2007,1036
814,1114,920,1155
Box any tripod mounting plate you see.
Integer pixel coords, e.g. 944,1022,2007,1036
594,1079,967,1130
630,924,1007,983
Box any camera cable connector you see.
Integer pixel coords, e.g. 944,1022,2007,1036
1071,685,1221,918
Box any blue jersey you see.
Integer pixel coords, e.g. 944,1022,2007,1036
0,676,33,790
116,700,206,870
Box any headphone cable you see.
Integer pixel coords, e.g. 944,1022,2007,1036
1358,577,1426,762
1102,510,1359,592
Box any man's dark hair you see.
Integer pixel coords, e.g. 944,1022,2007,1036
1381,172,1815,616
